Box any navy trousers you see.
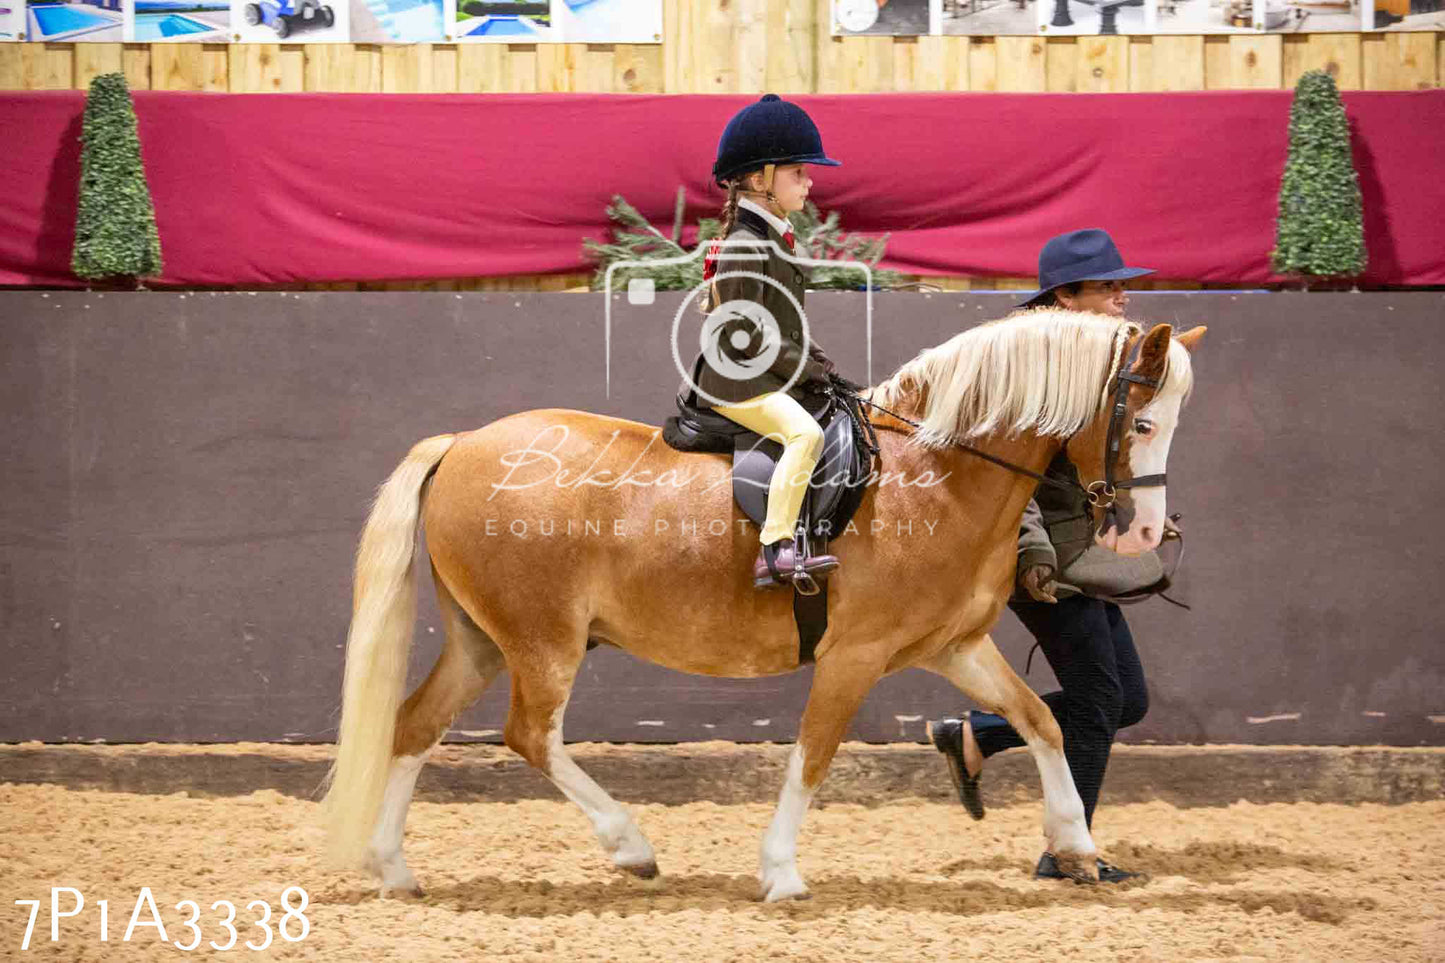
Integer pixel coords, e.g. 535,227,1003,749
970,595,1148,829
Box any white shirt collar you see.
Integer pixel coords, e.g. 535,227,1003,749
737,196,793,238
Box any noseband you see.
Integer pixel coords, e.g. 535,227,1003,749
845,329,1169,536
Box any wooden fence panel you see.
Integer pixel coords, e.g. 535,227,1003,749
1362,32,1437,89
1144,35,1206,90
1283,33,1362,89
1228,34,1284,88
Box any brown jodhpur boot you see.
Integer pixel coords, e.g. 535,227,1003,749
753,538,839,589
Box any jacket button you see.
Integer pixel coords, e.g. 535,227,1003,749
789,332,800,343
794,272,804,284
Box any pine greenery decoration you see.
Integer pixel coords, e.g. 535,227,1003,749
1270,70,1366,279
583,187,905,292
72,72,163,282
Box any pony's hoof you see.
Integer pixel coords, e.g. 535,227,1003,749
761,882,812,902
380,882,425,900
759,865,811,902
1053,851,1099,884
620,859,659,880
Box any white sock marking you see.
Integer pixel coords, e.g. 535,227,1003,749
543,712,655,869
368,753,426,892
759,745,814,901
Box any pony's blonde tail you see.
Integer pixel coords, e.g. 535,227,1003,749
322,433,458,870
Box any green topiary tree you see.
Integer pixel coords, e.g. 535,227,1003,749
72,72,163,283
1270,70,1366,280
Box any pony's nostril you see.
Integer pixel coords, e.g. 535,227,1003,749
1140,526,1156,544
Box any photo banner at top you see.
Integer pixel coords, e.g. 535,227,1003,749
833,0,1441,36
12,0,662,43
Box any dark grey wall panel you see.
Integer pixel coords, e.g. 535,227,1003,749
1,291,1440,745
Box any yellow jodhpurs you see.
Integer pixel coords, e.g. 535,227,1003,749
713,391,824,546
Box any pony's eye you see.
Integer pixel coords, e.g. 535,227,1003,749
1134,419,1153,436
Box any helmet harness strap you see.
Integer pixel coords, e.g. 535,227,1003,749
748,163,782,217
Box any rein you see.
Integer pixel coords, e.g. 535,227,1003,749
849,391,1086,499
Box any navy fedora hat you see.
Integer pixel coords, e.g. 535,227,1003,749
1019,229,1154,308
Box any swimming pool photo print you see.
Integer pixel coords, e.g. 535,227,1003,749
123,0,228,40
27,0,124,40
232,0,347,41
551,0,660,42
349,0,442,42
451,0,551,41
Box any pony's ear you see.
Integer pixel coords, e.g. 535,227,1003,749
1134,324,1172,382
1175,325,1208,353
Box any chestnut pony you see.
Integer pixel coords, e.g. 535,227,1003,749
322,310,1205,901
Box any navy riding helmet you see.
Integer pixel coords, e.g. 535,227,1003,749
712,94,841,186
1019,229,1154,308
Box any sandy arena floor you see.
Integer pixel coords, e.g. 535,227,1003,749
2,778,1442,962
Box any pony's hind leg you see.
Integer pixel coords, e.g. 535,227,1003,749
368,568,506,897
502,638,657,879
921,635,1099,881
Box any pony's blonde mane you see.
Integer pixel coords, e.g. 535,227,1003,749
870,309,1192,448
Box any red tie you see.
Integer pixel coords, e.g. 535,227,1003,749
782,229,795,253
702,238,722,281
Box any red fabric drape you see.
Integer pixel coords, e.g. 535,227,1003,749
1,89,1441,287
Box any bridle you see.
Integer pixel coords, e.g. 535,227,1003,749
841,328,1168,536
1090,330,1167,536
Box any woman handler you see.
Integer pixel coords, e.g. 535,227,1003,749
930,229,1163,884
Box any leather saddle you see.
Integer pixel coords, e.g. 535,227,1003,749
662,357,873,541
661,359,878,664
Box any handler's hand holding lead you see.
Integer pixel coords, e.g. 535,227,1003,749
1021,564,1058,604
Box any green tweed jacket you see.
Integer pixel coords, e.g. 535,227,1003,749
690,206,831,408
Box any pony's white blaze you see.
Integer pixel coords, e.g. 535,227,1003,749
759,744,813,901
1107,337,1193,556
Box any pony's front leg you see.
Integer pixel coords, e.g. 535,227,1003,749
760,649,885,902
922,636,1098,881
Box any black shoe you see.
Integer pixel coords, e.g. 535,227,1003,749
1035,852,1068,879
1035,852,1146,884
930,717,985,820
1095,858,1146,884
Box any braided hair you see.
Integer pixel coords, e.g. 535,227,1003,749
699,179,743,315
717,179,741,240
